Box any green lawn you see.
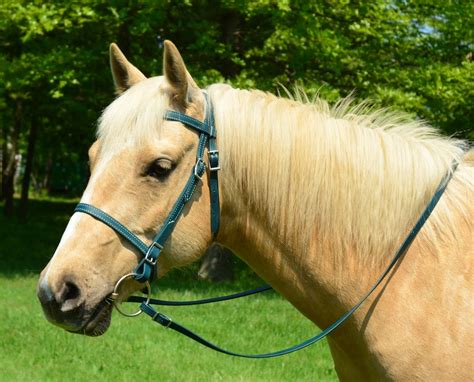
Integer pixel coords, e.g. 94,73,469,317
0,198,336,381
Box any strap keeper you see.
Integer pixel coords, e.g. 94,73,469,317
208,150,220,171
144,242,163,266
194,158,206,180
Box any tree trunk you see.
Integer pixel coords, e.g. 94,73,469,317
19,114,38,220
1,123,7,201
198,243,235,282
3,100,22,217
42,151,53,193
117,3,141,57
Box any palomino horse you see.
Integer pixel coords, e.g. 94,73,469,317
37,41,473,381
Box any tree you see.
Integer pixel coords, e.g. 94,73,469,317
0,0,112,215
0,0,472,219
198,243,235,282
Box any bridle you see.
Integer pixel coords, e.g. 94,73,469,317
76,92,220,284
74,91,460,358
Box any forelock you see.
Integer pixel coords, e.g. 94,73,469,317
97,76,169,155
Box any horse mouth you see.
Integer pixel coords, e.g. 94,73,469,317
68,298,113,337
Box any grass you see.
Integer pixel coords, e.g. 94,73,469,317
0,198,337,381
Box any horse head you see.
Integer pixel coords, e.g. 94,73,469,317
37,41,214,336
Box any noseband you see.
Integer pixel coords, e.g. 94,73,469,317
74,91,461,358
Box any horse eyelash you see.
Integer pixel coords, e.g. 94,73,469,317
144,159,174,180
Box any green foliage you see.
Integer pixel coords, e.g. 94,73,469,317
0,0,472,198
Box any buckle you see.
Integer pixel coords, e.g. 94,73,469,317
144,242,163,265
194,157,206,180
208,150,220,171
153,312,173,328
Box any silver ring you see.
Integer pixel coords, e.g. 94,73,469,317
110,272,151,317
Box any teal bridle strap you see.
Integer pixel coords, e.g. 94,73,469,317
74,203,149,255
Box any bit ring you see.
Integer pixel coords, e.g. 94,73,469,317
109,273,151,317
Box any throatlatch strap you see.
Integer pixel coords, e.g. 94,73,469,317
203,92,220,236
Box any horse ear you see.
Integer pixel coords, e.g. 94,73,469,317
163,40,199,108
109,43,146,94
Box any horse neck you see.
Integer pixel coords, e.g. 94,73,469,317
209,84,464,326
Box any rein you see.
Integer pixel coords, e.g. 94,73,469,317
74,91,460,358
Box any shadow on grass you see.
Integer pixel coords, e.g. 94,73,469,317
0,197,275,298
0,198,77,277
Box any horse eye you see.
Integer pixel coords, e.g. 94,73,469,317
145,159,173,180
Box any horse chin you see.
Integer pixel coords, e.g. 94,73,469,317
68,299,113,337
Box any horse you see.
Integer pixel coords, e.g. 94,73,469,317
37,40,473,381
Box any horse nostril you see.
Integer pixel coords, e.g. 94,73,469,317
64,282,80,302
59,281,82,312
37,276,85,329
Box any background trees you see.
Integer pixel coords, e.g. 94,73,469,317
1,0,472,218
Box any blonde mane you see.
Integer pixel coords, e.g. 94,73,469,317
96,78,472,266
208,84,472,265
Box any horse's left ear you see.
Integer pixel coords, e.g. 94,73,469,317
163,40,199,108
109,43,146,94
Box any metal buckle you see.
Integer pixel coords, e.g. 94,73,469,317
108,273,151,317
152,312,173,328
208,150,220,171
194,157,206,180
144,242,163,266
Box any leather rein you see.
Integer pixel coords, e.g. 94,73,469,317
74,91,460,358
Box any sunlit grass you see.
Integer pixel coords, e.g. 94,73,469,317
0,198,336,381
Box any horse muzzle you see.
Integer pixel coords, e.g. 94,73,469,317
36,274,112,336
